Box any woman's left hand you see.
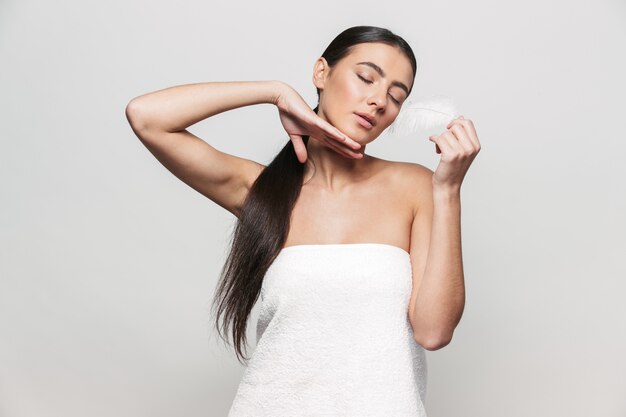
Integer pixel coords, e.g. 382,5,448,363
428,116,481,191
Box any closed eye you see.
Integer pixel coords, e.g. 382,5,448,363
357,74,401,105
357,74,373,84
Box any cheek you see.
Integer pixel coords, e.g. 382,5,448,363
344,78,363,100
325,79,359,117
330,73,360,101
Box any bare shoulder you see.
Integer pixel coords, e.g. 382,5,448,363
374,158,434,216
391,160,434,182
377,158,434,188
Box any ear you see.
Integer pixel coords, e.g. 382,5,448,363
312,57,330,90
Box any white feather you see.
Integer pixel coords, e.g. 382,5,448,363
387,95,460,137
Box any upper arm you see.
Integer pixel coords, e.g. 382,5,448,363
406,164,434,333
126,106,265,218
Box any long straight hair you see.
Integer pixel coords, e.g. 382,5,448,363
210,25,418,365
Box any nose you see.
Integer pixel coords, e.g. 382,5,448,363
367,88,386,110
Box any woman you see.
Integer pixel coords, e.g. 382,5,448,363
126,25,480,417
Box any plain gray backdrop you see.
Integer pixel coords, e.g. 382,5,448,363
1,0,625,416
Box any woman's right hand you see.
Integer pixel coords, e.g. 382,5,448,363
273,83,363,163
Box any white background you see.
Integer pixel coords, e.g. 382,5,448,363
1,0,625,416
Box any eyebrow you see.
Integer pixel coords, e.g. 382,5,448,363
356,61,410,96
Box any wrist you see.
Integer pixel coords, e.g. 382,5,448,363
432,183,461,198
268,80,288,106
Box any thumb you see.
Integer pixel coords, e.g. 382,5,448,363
429,135,441,154
289,135,308,163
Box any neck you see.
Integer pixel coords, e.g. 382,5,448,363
303,135,370,190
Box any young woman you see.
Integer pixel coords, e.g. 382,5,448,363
126,25,480,417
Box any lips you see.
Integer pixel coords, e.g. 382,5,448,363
355,112,377,127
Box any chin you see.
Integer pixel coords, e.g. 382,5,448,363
345,123,371,139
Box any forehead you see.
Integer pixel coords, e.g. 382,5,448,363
342,42,413,84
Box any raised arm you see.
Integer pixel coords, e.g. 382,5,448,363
124,80,285,217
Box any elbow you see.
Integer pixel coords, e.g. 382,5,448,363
125,99,154,138
414,331,453,351
125,99,144,128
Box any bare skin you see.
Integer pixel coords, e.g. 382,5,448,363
279,42,419,249
283,155,420,252
219,43,421,252
126,41,480,351
247,43,448,350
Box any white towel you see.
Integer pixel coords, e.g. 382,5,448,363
227,243,428,417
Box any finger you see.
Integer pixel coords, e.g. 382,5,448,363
448,124,476,153
446,115,462,129
324,134,364,158
309,111,361,150
447,116,480,150
429,136,442,154
289,135,308,163
443,130,466,155
317,120,361,150
327,139,364,159
320,135,363,159
430,133,456,156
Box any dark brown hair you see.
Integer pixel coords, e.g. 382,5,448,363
210,25,418,365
